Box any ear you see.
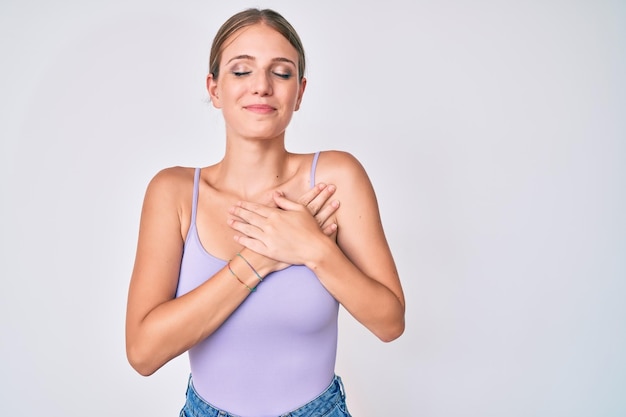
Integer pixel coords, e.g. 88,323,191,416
294,77,307,111
206,73,222,109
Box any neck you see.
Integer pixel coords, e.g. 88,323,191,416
214,134,293,200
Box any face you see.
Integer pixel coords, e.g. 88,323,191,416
207,23,306,141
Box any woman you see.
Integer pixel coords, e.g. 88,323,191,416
125,8,405,417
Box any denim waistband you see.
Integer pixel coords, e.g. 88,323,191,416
183,374,346,417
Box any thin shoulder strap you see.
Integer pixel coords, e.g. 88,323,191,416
191,168,201,224
309,151,321,188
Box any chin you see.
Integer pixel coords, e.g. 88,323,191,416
241,127,287,141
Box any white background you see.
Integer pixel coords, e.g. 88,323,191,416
1,0,625,416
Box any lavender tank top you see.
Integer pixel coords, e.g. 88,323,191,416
175,152,339,417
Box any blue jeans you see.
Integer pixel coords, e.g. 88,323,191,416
180,374,352,417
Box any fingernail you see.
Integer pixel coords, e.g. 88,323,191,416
327,185,336,192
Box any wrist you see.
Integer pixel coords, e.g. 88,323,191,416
304,235,337,273
237,249,278,277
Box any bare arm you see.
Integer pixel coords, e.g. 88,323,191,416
125,169,340,376
230,151,405,342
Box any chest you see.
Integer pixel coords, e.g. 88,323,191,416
194,179,310,261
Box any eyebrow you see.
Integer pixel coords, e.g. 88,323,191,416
226,54,296,67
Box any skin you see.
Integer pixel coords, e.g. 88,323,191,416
125,23,405,377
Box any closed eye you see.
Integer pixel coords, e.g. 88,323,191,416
273,72,292,79
232,71,251,77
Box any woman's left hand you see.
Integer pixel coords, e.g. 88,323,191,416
228,191,333,265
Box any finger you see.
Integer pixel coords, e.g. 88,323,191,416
321,222,338,237
314,199,340,226
233,234,270,256
234,200,275,217
297,183,327,207
230,202,269,225
228,218,264,238
273,192,308,212
304,184,337,215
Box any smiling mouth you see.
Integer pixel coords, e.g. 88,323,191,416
244,104,276,114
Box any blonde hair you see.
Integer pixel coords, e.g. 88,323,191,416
209,8,306,82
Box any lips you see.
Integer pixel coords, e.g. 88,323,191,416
244,104,276,114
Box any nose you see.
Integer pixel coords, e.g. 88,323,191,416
251,71,272,96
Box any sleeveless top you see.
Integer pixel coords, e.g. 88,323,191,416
175,152,339,417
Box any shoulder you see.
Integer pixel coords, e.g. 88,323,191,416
315,150,370,185
138,166,198,237
316,150,361,166
141,166,196,209
145,166,195,193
